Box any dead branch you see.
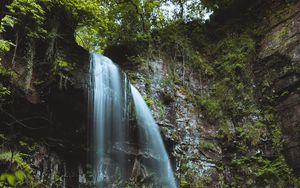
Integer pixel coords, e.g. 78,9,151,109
0,108,49,130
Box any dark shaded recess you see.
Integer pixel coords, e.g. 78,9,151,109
104,40,147,69
0,4,89,186
104,42,136,65
0,0,12,20
277,92,300,176
254,53,299,105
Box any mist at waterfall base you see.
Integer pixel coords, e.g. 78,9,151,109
89,53,176,187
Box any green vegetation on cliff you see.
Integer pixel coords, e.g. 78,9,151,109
0,0,299,187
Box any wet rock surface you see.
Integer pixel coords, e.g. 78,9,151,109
120,57,217,182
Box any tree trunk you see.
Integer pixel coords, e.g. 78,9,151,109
24,40,35,92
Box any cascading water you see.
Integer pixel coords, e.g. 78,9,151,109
90,54,130,186
131,86,177,187
89,53,176,187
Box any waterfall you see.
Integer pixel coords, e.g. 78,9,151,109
89,53,176,187
131,86,177,187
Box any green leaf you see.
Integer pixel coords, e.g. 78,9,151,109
0,39,13,53
0,173,15,186
15,170,26,181
1,15,15,28
7,174,15,186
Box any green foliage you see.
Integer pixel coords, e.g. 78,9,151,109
0,151,32,174
161,0,209,21
200,142,218,153
53,56,74,74
230,155,299,187
150,21,212,83
213,34,255,89
0,0,298,187
204,34,256,123
0,170,27,187
6,0,46,38
0,15,15,32
201,0,236,12
0,136,48,187
6,0,111,40
0,15,14,61
196,96,223,122
0,15,15,99
0,64,14,98
128,55,147,66
75,0,163,52
0,84,11,97
0,151,33,187
144,95,154,107
0,40,13,54
190,32,300,187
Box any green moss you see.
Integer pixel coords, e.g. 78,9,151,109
53,56,74,74
268,26,289,42
145,78,151,95
156,100,166,119
127,55,146,66
127,72,138,85
144,95,154,107
271,3,294,21
196,96,223,121
200,142,217,152
188,31,300,187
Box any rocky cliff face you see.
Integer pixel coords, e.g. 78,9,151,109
112,54,218,186
0,6,91,185
1,0,300,187
255,1,300,175
23,1,300,186
111,1,300,185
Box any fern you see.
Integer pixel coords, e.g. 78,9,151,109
0,151,34,187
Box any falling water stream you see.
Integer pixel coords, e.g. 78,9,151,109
90,53,176,187
131,86,177,187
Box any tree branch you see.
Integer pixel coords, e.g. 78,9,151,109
115,0,145,32
0,108,49,130
11,31,19,69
